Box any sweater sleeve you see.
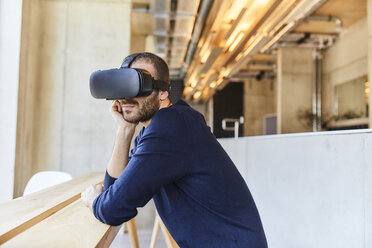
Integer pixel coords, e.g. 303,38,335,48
103,171,117,191
92,109,191,226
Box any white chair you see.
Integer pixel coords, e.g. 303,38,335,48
23,171,72,196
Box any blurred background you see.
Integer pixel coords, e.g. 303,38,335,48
0,0,371,247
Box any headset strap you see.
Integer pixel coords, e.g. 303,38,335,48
120,53,141,68
154,80,171,92
121,53,171,92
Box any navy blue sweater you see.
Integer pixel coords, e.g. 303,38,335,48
93,100,267,248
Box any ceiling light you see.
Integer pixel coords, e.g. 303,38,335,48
193,91,202,100
201,49,211,63
225,31,240,48
260,21,295,53
226,0,250,23
184,86,193,94
216,77,224,86
257,0,271,5
235,52,244,61
229,32,244,52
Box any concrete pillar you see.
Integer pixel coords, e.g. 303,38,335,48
0,0,23,202
368,0,372,128
131,35,155,54
367,2,372,247
146,35,156,53
277,47,314,134
244,78,276,136
15,0,132,197
130,33,147,53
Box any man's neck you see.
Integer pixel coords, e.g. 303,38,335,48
141,98,172,128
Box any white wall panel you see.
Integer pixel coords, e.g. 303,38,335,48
219,130,372,248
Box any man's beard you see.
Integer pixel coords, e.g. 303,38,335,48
122,91,160,123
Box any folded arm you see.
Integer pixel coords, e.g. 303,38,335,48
92,109,191,226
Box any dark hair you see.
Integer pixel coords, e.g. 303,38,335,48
130,52,170,85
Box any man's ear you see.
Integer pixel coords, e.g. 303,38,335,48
159,90,169,101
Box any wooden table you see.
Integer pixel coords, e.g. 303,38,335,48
0,172,138,247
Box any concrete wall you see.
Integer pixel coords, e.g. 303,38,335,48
277,47,314,134
14,0,131,197
0,0,23,202
244,78,276,136
336,76,366,118
219,130,372,248
322,17,368,123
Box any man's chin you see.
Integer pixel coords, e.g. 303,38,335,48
123,113,140,124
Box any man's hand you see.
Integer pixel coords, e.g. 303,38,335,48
107,100,137,178
81,184,103,211
111,100,137,135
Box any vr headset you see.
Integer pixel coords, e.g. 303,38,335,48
89,53,170,100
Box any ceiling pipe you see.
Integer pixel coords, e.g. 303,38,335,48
296,32,310,44
179,0,214,79
276,33,338,50
306,15,342,30
227,0,327,80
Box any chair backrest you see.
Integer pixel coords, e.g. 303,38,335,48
23,171,73,196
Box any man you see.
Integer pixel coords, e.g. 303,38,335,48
82,52,267,247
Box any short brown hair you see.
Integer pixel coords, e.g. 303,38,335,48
130,52,170,84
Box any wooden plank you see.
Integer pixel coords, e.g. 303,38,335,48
132,0,150,4
313,0,366,28
2,199,121,248
0,172,104,244
132,12,152,35
250,54,277,63
295,20,340,34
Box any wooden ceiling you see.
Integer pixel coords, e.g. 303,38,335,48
131,0,152,35
314,0,366,26
295,0,366,34
129,0,368,101
131,0,200,70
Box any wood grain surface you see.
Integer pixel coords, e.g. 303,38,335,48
0,172,104,244
2,199,121,247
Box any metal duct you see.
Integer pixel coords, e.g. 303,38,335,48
180,0,214,78
306,15,342,30
150,0,200,74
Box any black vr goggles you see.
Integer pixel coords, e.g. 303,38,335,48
89,53,170,100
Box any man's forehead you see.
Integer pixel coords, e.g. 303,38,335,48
130,60,156,77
